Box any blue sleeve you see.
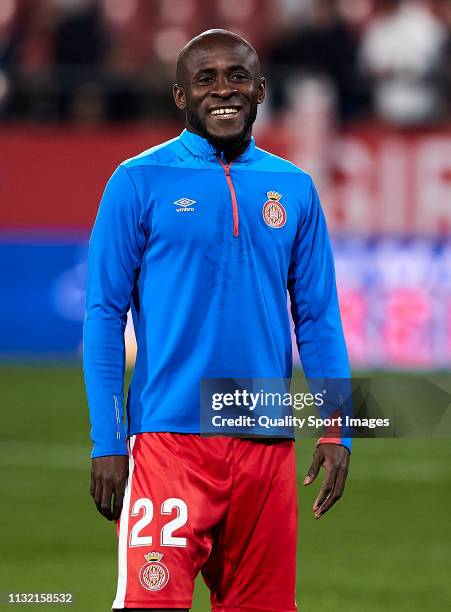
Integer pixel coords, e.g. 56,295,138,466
288,178,352,451
83,165,147,458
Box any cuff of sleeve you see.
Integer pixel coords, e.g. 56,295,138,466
91,443,128,458
317,437,352,453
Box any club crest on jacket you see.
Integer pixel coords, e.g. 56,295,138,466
263,191,286,228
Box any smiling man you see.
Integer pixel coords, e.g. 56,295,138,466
174,31,264,161
84,29,351,612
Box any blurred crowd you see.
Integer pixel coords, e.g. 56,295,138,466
1,0,451,126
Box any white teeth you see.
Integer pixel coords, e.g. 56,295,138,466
211,108,238,115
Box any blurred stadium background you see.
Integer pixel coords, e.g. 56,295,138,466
1,0,450,610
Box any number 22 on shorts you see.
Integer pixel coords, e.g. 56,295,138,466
129,497,188,548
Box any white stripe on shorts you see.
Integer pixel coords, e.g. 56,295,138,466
112,434,136,609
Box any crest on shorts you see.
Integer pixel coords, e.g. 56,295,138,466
139,552,170,591
262,191,286,228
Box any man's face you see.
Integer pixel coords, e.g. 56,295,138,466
174,38,265,149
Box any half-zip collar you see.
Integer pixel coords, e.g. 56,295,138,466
180,129,255,238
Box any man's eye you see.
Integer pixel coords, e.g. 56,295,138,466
230,73,248,81
197,76,214,84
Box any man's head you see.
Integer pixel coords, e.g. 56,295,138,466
173,29,265,154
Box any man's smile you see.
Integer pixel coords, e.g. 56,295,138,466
208,105,242,119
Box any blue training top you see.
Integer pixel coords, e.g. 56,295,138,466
83,129,351,457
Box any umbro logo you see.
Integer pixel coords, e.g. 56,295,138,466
174,198,196,213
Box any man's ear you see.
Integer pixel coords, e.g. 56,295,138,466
257,77,266,105
173,84,186,110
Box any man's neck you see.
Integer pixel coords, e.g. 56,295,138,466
185,125,251,164
218,139,250,164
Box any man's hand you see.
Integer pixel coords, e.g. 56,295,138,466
303,444,350,519
90,455,129,522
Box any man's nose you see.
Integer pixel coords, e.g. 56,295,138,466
211,75,237,98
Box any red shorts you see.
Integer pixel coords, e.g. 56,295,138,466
112,433,297,611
